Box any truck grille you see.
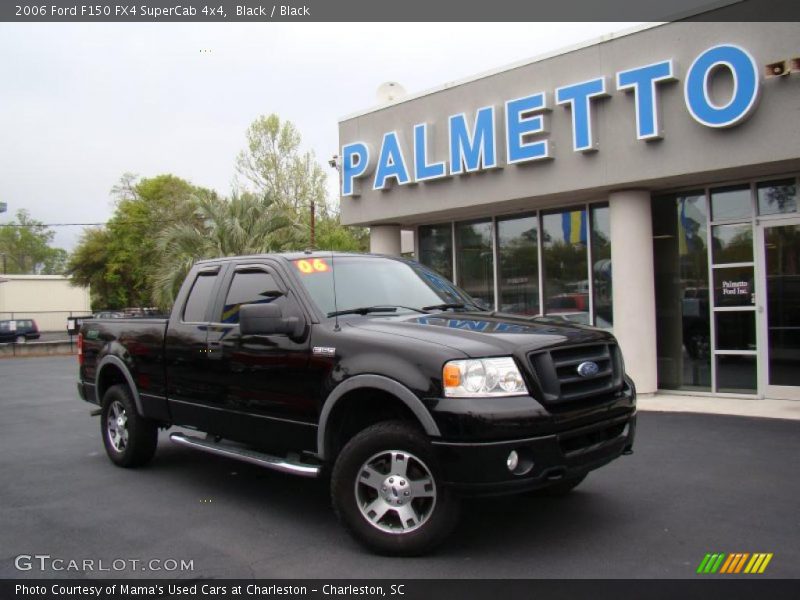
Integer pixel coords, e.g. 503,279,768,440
528,343,624,404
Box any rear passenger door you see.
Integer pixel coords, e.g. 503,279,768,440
164,264,226,428
205,262,315,450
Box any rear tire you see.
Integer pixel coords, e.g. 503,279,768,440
15,335,26,344
101,384,158,468
331,421,459,556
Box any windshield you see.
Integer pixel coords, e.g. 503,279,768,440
291,256,482,317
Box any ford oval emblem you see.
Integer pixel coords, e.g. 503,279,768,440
577,361,600,378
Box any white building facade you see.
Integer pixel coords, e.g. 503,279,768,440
337,22,800,400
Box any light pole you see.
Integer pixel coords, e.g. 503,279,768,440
1,202,6,272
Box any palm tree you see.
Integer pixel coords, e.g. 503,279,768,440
152,191,301,307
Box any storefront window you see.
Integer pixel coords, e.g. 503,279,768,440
591,204,613,328
716,355,757,394
455,220,494,309
765,224,800,387
710,185,751,221
653,192,711,391
497,215,539,315
715,312,756,351
713,267,755,307
712,224,753,264
542,208,589,325
419,202,610,326
418,224,453,280
757,179,797,216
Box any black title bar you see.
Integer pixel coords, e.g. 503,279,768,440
3,0,800,22
5,579,800,600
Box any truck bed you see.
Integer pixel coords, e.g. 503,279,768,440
80,317,170,403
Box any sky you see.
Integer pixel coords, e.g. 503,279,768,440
0,22,638,251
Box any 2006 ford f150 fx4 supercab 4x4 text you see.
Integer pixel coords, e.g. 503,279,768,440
77,252,636,555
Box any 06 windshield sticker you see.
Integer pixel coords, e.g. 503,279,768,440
294,259,330,274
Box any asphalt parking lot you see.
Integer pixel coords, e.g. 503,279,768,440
1,356,798,579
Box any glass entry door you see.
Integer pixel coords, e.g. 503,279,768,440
758,218,800,399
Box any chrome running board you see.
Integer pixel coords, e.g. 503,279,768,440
169,432,320,478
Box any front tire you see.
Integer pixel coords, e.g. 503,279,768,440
331,421,459,556
15,335,26,344
101,384,158,468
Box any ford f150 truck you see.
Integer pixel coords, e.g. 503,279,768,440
77,252,636,555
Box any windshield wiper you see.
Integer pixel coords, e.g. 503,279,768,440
422,302,469,312
327,305,428,318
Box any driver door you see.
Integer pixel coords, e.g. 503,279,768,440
205,261,315,450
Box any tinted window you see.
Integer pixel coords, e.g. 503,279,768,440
418,224,453,279
591,204,613,328
183,273,218,322
222,270,283,324
757,179,797,216
293,256,477,317
712,223,753,264
455,220,494,309
710,185,751,221
652,192,711,391
542,208,588,321
497,215,539,315
713,266,755,307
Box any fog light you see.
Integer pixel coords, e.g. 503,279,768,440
506,450,519,472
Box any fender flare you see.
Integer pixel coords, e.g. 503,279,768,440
316,374,441,460
95,355,144,416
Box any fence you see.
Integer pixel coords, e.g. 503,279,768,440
0,310,92,335
0,310,90,357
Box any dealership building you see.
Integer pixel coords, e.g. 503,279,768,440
337,21,800,400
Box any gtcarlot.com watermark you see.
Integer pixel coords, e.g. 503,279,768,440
14,554,194,573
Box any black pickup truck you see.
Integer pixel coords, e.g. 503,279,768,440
77,252,636,555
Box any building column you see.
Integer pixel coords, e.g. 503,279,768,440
609,190,658,395
369,225,402,256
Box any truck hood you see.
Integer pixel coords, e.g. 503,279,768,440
348,311,614,357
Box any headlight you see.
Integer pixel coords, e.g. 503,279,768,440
442,357,528,397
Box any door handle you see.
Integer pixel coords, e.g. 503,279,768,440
207,340,223,359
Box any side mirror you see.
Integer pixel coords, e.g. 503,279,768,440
239,302,305,339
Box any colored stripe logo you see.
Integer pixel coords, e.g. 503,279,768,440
697,552,773,574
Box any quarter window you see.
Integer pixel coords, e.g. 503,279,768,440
183,272,218,323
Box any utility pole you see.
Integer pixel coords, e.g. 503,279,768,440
309,198,316,249
1,202,7,273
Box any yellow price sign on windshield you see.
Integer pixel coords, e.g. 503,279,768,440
295,258,330,274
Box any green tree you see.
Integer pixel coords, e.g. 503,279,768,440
67,174,205,308
66,228,121,308
236,113,367,249
314,213,369,252
0,209,68,274
236,114,327,214
152,191,300,307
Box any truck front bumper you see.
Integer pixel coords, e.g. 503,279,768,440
432,411,636,496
